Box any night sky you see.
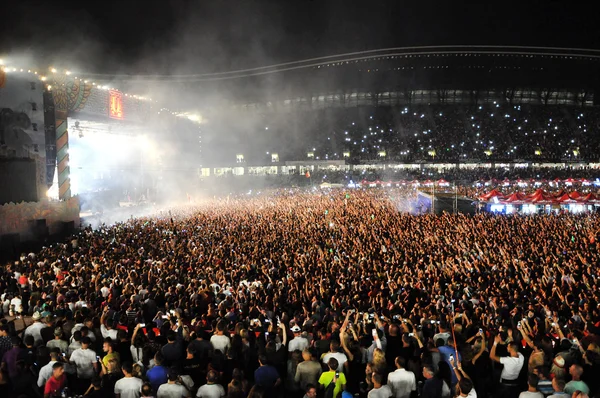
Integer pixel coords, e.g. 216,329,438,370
1,0,600,76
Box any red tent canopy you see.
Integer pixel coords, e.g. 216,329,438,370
557,193,575,203
481,189,503,200
529,191,552,203
564,178,577,183
579,193,599,202
437,178,450,185
553,178,562,182
569,191,581,199
503,192,526,203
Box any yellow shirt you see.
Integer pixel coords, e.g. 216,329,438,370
102,352,120,369
318,371,347,398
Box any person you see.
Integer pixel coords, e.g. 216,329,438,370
546,378,569,398
322,340,348,372
141,382,155,398
438,337,461,386
457,378,477,398
115,362,144,398
1,336,22,380
289,326,309,352
24,311,46,346
210,321,231,354
303,384,318,398
368,372,393,398
162,328,184,368
103,338,121,371
47,327,69,354
69,336,98,393
147,352,169,393
387,356,416,398
519,374,544,398
490,338,524,391
318,358,347,398
84,376,104,398
37,349,60,389
157,368,191,398
101,307,120,340
0,325,13,360
421,364,450,398
44,362,67,398
533,366,553,397
196,369,226,398
564,365,590,396
103,358,124,396
254,354,281,394
295,348,323,391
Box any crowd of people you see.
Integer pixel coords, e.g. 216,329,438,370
208,104,600,165
1,189,599,398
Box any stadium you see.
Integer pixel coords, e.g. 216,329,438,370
1,13,600,398
199,46,600,168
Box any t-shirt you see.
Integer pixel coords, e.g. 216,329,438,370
255,365,280,389
295,360,323,390
70,348,98,379
499,353,525,381
44,374,66,397
519,392,544,398
318,371,347,398
114,376,143,398
196,383,225,398
147,365,169,392
387,368,417,398
209,335,230,354
368,385,393,398
564,380,590,395
157,382,189,398
103,352,121,369
289,336,309,352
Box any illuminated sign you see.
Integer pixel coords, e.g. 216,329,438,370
109,90,124,119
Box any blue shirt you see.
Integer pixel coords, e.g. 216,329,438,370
254,365,280,389
146,365,168,392
437,345,461,384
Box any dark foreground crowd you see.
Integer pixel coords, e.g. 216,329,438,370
1,190,599,398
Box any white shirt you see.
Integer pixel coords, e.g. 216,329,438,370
68,341,82,356
114,376,143,398
157,382,190,398
47,339,69,354
101,324,119,340
37,360,57,387
288,336,309,352
465,387,478,398
196,383,225,398
387,368,417,398
500,353,525,381
10,297,22,313
70,348,98,379
210,334,231,354
368,385,393,398
322,352,348,372
519,392,544,398
24,321,46,345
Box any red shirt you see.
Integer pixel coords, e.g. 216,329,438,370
44,374,66,396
